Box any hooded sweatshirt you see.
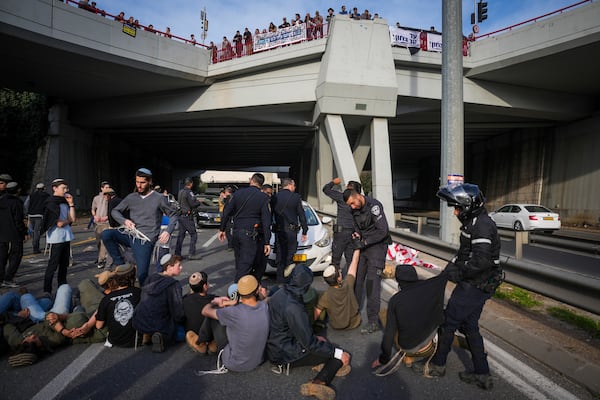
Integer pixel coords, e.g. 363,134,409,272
267,264,335,364
132,273,184,340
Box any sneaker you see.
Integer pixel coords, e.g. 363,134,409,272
459,371,493,390
3,280,19,288
207,340,217,355
8,352,37,367
360,322,380,335
97,260,106,269
312,363,352,377
151,332,165,353
186,331,207,354
411,359,446,377
300,382,336,400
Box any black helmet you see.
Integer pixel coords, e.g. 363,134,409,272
437,183,485,221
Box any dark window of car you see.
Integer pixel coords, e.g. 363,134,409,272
497,205,511,213
303,205,319,226
510,205,522,213
525,205,552,213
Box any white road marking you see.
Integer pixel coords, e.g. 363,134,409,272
202,232,219,248
32,343,105,400
487,340,581,400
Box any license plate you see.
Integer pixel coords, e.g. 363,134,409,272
215,217,221,222
543,217,553,220
293,254,307,262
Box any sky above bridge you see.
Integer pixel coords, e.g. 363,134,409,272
93,0,583,45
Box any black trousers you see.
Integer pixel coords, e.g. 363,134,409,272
275,229,298,283
0,240,23,282
232,229,266,282
331,229,354,272
291,352,344,385
44,241,70,293
175,216,197,256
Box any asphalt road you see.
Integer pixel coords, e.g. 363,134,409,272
0,225,595,400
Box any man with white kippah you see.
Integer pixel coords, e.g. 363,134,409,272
101,168,178,285
314,249,362,330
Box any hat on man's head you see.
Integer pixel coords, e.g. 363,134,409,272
95,270,115,286
102,186,114,194
189,272,206,286
136,168,152,178
323,265,337,279
0,173,12,183
114,263,135,275
395,264,418,285
283,263,296,278
160,253,173,266
237,275,259,296
6,182,18,189
228,283,239,302
36,183,45,189
52,178,67,187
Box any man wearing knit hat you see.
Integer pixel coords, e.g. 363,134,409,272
199,274,269,372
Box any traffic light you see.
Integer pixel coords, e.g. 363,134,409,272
477,1,488,23
471,12,475,25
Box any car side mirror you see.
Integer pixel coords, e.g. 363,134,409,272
321,216,332,224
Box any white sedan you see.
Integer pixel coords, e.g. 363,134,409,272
490,204,561,232
267,201,333,273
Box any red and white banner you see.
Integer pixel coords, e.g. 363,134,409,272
386,242,440,270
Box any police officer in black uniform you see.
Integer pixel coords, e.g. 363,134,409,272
271,178,308,283
176,177,202,260
412,183,502,390
343,188,390,334
322,177,362,273
218,173,271,282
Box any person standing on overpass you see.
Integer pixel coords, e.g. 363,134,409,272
218,173,271,282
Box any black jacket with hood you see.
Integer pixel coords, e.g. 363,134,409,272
267,264,335,364
133,273,184,340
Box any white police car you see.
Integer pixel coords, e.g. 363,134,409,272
267,201,333,273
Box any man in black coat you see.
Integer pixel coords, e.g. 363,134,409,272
271,178,307,283
0,181,28,287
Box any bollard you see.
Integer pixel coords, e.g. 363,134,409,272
417,216,425,235
514,231,529,259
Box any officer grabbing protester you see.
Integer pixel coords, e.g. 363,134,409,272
343,188,391,335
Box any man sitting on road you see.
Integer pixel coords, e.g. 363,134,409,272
314,249,361,330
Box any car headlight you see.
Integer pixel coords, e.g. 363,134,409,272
314,230,331,247
197,212,209,218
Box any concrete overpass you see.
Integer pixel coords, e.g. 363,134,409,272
1,0,599,227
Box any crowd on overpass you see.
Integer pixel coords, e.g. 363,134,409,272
1,167,504,396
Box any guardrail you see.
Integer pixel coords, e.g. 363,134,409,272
318,210,600,314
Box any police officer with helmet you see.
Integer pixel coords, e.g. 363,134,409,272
218,173,271,282
176,177,202,260
412,183,502,390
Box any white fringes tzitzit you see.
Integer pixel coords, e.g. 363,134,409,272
194,349,228,376
116,225,151,245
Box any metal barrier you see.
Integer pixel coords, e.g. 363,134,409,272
320,210,599,314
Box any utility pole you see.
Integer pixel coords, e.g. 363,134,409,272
200,7,208,44
440,0,464,244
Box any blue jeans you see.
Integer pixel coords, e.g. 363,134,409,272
101,229,155,285
20,283,72,322
0,291,21,315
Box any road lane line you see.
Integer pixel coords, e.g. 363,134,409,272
202,232,219,248
32,343,104,400
487,340,580,400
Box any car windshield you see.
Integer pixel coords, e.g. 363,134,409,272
303,204,319,226
525,205,552,213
